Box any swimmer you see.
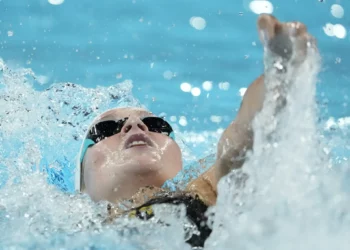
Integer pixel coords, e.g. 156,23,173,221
75,14,318,247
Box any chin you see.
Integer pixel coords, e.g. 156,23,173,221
123,153,163,174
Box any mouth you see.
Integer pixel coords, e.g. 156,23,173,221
124,133,154,149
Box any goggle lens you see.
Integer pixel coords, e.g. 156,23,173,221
86,117,174,143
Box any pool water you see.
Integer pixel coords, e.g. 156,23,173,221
0,0,349,249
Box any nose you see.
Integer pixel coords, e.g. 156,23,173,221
121,116,149,135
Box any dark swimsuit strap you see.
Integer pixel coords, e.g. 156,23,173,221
129,193,212,248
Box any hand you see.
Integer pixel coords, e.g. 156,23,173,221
257,14,317,66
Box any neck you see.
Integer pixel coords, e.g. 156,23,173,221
106,171,168,204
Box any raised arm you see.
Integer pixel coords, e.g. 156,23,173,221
185,74,265,205
186,14,317,206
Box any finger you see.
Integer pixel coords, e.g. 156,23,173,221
285,22,307,37
257,14,281,45
305,34,318,52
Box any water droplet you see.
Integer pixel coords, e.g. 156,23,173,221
273,61,284,70
202,81,213,91
179,116,188,126
48,0,64,5
189,17,206,30
249,0,274,14
331,4,344,19
333,24,347,39
218,81,230,90
180,82,192,92
191,87,201,96
163,70,173,80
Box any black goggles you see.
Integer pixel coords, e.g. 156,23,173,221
86,116,175,143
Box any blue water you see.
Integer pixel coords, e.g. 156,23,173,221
0,0,350,249
1,0,349,131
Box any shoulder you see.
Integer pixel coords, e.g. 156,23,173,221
185,166,217,206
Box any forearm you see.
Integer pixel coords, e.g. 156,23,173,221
185,74,269,204
214,74,265,180
185,75,265,205
214,59,297,181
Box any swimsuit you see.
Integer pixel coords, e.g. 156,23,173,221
125,193,212,248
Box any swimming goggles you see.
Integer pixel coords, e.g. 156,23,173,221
79,116,175,163
86,116,175,143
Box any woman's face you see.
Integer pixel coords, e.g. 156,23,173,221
82,108,182,202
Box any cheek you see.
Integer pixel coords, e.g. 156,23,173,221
86,137,123,167
160,141,183,178
83,145,121,199
82,141,123,192
154,136,182,166
84,147,107,170
168,143,182,166
83,148,109,192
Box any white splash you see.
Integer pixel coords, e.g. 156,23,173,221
206,30,350,250
239,87,247,97
325,117,350,130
